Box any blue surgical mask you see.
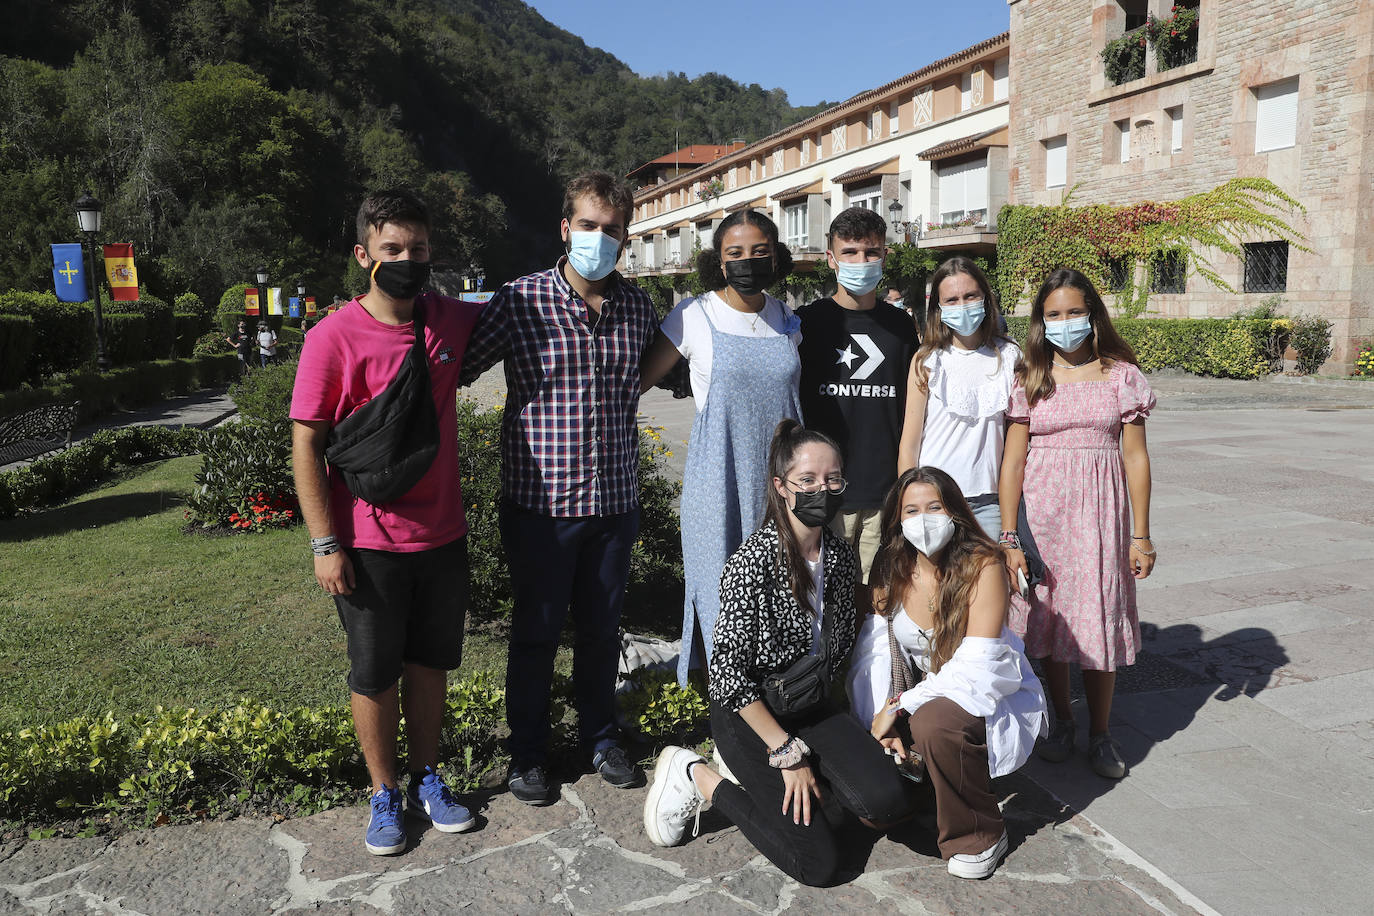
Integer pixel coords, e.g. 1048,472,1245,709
1045,315,1094,352
566,230,622,281
940,300,985,337
834,259,884,296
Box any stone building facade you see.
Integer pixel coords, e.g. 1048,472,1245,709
1007,0,1374,370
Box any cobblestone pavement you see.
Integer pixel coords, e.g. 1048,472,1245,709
0,769,1206,915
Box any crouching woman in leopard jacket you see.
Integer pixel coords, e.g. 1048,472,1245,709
643,419,912,886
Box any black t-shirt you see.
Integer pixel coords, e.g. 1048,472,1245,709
231,331,252,356
797,298,919,510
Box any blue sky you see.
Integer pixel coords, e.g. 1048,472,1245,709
526,0,1012,107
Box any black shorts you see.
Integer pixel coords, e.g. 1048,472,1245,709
334,537,469,696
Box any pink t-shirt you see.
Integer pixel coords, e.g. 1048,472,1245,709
290,294,483,552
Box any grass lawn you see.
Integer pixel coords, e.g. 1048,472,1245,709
0,456,519,733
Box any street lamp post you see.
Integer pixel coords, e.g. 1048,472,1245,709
74,191,110,371
296,284,305,322
887,200,905,241
255,266,269,323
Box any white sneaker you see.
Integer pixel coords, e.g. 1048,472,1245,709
711,744,738,785
643,746,706,847
947,831,1008,879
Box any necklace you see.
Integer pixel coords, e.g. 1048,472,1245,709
1053,354,1097,369
747,299,768,333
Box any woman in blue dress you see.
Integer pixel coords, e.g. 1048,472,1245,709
641,209,803,685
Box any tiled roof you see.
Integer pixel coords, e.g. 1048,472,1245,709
919,126,1009,161
626,145,738,179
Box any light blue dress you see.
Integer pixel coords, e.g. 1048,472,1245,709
677,300,802,685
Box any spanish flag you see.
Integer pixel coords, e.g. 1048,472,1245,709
245,287,260,316
304,296,317,316
102,243,139,301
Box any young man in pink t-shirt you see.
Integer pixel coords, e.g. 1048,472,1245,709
290,189,483,855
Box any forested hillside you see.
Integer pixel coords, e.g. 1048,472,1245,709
0,0,825,303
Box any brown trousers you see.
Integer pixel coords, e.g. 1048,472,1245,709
907,697,1005,858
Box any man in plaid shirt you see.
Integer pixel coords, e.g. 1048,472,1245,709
461,171,659,804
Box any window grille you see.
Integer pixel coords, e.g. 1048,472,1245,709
1243,241,1288,293
1107,258,1131,293
1149,251,1186,294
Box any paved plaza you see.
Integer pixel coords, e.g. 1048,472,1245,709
2,373,1372,913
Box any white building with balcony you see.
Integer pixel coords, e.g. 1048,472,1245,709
622,33,1011,304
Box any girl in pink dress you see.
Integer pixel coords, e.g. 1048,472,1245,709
999,269,1156,780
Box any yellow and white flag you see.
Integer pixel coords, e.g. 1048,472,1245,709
267,287,283,316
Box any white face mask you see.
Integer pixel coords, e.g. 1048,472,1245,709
901,512,955,556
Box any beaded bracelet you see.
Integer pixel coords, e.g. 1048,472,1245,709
310,535,341,557
998,530,1022,550
767,735,811,769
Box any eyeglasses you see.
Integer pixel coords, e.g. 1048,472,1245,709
785,476,848,496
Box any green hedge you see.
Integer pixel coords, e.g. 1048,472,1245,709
172,313,206,357
1004,316,1289,380
103,313,151,365
0,314,37,389
122,289,175,360
0,291,96,381
0,354,240,424
0,424,204,518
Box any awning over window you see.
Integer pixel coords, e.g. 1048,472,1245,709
770,179,824,203
831,157,901,185
726,196,767,213
919,126,1009,161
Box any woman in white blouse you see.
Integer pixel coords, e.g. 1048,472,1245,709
897,257,1019,539
852,465,1047,880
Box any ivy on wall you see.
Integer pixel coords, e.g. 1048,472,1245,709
995,177,1307,315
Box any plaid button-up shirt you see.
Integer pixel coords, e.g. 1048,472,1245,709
460,259,658,518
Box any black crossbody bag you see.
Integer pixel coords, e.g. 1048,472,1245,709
759,561,832,717
324,304,439,506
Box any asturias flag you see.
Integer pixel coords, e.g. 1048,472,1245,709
288,297,302,318
101,243,139,301
51,243,88,303
245,287,260,316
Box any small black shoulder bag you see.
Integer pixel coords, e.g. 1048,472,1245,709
324,304,439,506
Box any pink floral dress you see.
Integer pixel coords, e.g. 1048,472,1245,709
1006,362,1155,671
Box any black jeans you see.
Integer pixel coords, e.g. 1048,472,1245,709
500,500,638,765
709,700,913,887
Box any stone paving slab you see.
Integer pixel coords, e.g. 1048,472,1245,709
0,769,1207,915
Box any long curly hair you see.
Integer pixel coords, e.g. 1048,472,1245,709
869,467,1007,673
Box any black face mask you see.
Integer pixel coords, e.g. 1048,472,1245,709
790,488,844,528
369,258,431,300
724,255,776,296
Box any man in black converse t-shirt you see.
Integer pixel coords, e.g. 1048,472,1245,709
797,208,919,604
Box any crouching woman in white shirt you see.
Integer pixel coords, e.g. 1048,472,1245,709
853,466,1047,880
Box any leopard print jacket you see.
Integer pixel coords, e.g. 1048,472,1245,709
708,520,859,713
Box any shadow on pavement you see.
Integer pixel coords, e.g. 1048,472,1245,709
1020,623,1288,812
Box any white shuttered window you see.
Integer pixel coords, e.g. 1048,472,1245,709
1255,79,1298,152
1118,120,1131,163
1168,107,1183,152
1045,136,1067,188
937,157,989,222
